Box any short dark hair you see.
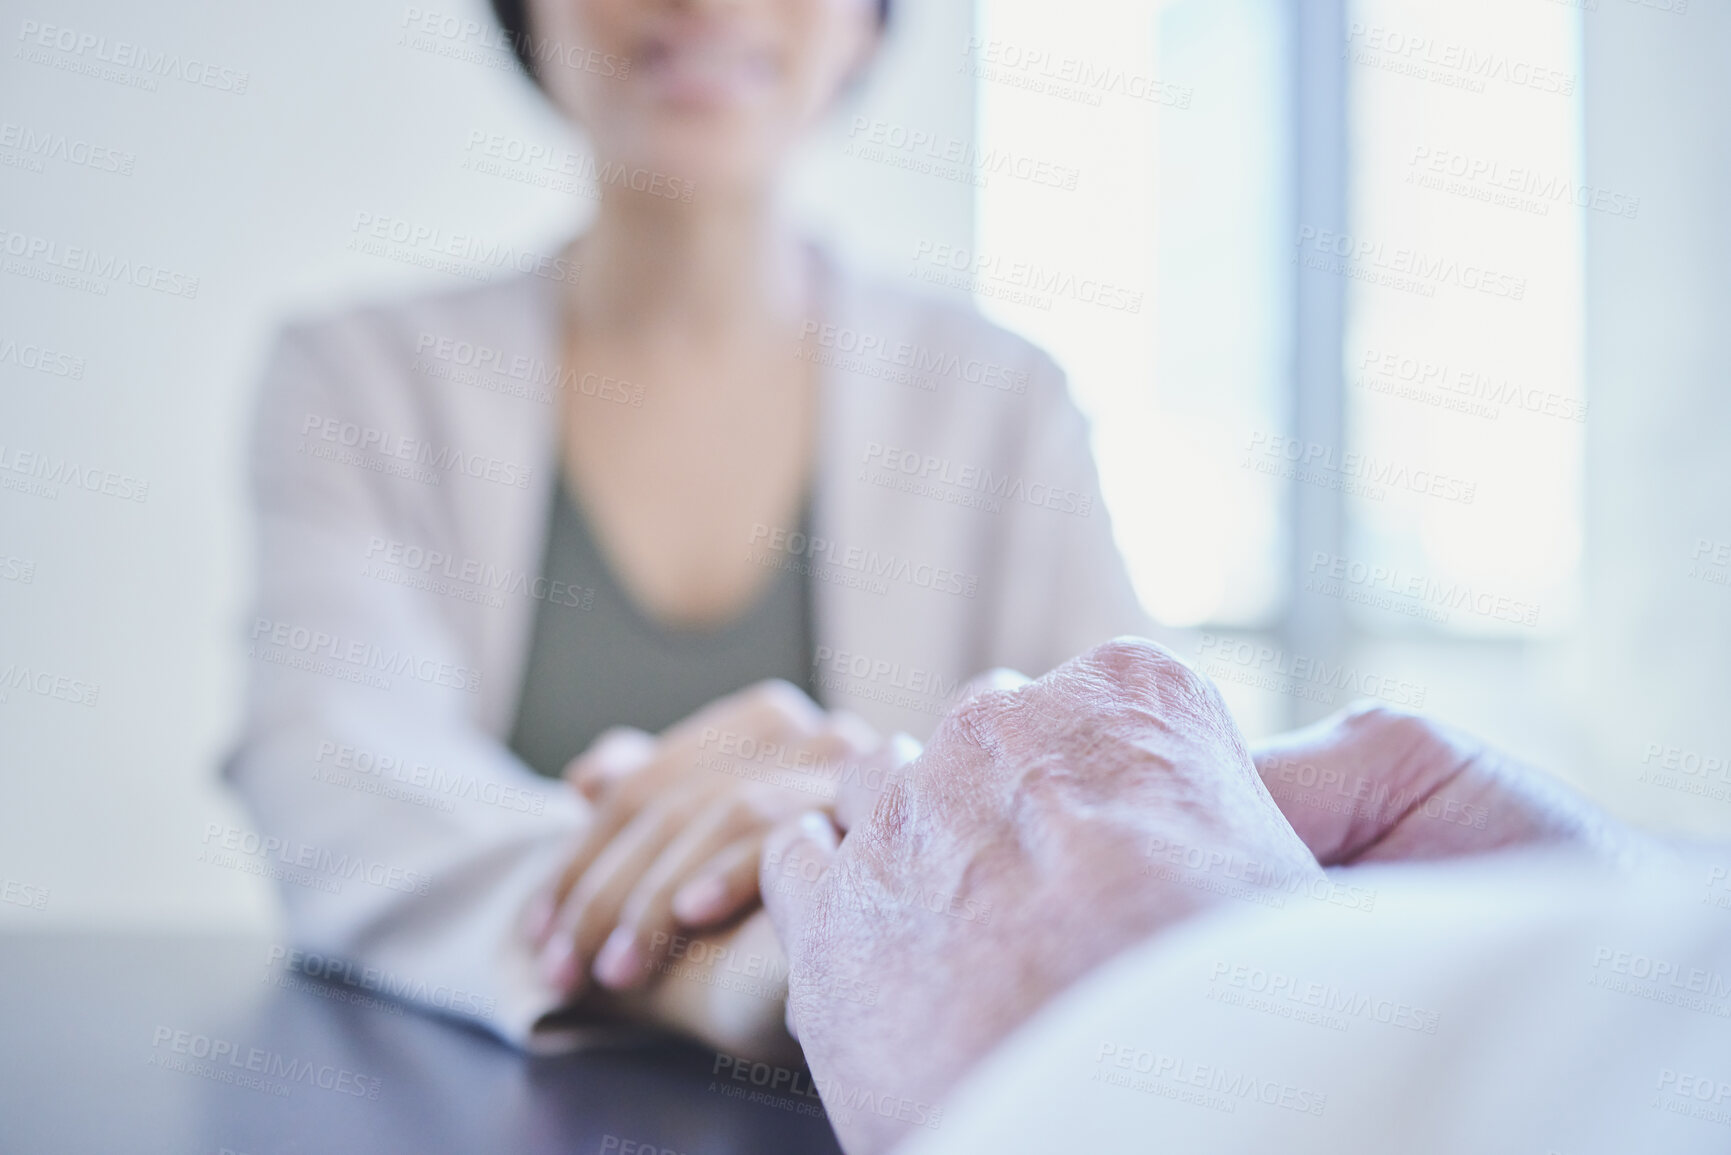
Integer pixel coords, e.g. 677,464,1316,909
489,0,892,86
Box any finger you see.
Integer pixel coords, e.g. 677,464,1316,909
680,678,827,749
958,666,1033,700
541,687,836,952
1251,704,1475,866
529,789,645,951
565,726,657,801
758,811,840,952
825,708,881,756
538,795,700,994
671,834,767,928
835,731,921,832
548,758,724,932
696,712,870,807
594,798,781,991
621,680,824,812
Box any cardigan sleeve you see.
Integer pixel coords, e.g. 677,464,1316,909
982,350,1154,677
223,319,592,1051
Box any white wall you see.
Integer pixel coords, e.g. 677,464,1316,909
1580,0,1731,837
0,0,976,931
1346,0,1731,840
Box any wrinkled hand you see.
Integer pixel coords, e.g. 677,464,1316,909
760,639,1322,1155
1252,703,1658,868
528,679,882,997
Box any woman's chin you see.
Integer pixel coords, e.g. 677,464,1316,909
599,125,782,199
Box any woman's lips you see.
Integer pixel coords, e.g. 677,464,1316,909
639,36,776,107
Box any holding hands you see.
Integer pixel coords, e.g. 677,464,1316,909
759,639,1646,1155
528,679,892,999
525,638,1650,1143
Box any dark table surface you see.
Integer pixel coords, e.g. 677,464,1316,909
0,934,845,1155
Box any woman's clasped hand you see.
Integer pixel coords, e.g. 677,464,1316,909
526,679,902,997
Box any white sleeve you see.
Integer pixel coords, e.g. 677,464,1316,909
986,354,1153,677
895,854,1731,1155
223,322,588,1052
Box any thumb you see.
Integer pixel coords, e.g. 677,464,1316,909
759,811,840,953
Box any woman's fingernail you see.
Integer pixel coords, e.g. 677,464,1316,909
522,892,554,943
674,877,726,921
539,936,577,993
593,927,639,989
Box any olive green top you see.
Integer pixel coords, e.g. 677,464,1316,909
508,476,815,778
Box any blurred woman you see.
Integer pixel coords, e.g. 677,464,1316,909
227,0,1145,1058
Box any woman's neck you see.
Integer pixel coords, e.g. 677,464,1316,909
567,183,810,345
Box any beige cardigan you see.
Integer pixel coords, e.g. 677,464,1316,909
226,251,1149,1048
